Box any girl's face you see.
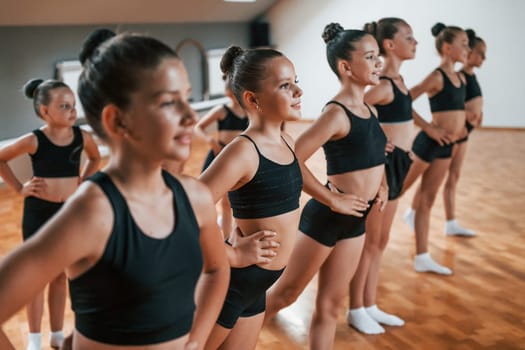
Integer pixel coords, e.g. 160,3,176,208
448,31,470,64
254,56,302,122
43,87,77,126
391,23,417,60
123,58,197,163
467,41,486,68
348,34,383,86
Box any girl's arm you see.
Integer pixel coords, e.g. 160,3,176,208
79,130,102,181
194,105,227,155
0,182,112,330
181,177,229,350
364,79,394,106
295,107,368,216
0,133,37,194
0,329,15,350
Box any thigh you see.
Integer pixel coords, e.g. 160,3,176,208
401,157,429,195
420,158,452,196
449,141,468,176
220,313,265,350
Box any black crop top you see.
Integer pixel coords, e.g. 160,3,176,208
69,171,203,346
461,70,482,102
218,105,249,131
375,77,413,124
30,126,83,178
228,135,303,219
429,68,466,112
322,101,387,175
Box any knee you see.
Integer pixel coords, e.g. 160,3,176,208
273,286,301,310
445,171,460,189
418,192,436,209
315,294,345,320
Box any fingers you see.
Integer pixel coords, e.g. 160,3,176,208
251,230,277,241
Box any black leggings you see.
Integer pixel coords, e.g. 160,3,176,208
22,196,63,240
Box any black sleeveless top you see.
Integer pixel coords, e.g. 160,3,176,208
30,126,83,177
228,135,303,219
322,101,387,175
429,68,466,112
69,171,203,345
461,70,482,102
375,77,413,124
218,105,249,131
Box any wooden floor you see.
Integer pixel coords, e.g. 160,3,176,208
1,122,524,349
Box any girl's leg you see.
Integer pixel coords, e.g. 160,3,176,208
265,232,333,321
443,142,475,236
400,157,429,196
414,158,453,275
204,324,232,350
347,208,384,334
218,313,265,350
310,236,365,350
26,292,44,350
48,272,67,348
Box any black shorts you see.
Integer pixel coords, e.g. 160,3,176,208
22,196,63,240
217,264,284,329
412,131,453,163
385,146,413,200
299,197,374,247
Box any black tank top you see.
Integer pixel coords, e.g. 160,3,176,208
375,77,413,124
30,126,83,177
322,101,387,175
228,135,303,219
218,105,249,131
69,171,203,346
429,68,466,112
461,70,482,102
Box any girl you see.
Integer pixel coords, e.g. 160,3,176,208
0,78,101,349
400,23,470,275
0,29,229,350
194,72,248,236
199,46,303,350
266,23,386,350
345,17,418,335
405,29,486,237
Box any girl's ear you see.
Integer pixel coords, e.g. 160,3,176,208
38,105,48,119
101,104,127,139
384,38,394,51
338,60,352,77
243,90,259,111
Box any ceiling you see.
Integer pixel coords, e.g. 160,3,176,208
0,0,278,26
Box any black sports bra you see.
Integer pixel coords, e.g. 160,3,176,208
30,126,83,178
461,70,482,102
218,105,249,131
228,135,303,219
375,76,413,124
429,68,466,112
322,101,387,175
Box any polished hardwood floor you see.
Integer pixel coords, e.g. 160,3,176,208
1,122,524,349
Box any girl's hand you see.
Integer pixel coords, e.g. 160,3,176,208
229,227,279,267
327,182,369,217
385,140,395,154
19,177,47,198
376,183,389,212
427,125,453,146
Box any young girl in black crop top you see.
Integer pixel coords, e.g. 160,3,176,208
266,24,387,350
406,30,487,240
199,46,303,350
400,23,470,276
0,30,229,350
338,17,417,335
0,78,101,349
195,76,248,237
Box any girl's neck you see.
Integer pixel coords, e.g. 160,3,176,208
245,115,283,141
382,55,403,78
439,57,457,72
461,64,475,74
338,82,366,107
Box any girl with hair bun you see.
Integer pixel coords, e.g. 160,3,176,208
406,29,487,238
401,23,470,275
199,45,303,350
266,23,386,349
344,17,418,335
0,78,101,349
0,29,230,350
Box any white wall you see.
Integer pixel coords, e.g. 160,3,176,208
266,0,524,128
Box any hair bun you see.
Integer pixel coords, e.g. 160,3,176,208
322,23,344,43
220,45,244,75
363,21,378,37
79,28,116,64
23,78,44,99
431,22,446,37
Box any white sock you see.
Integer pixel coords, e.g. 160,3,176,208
403,208,415,232
414,252,452,275
50,330,64,349
27,333,41,350
445,219,476,236
346,307,385,334
365,305,405,326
